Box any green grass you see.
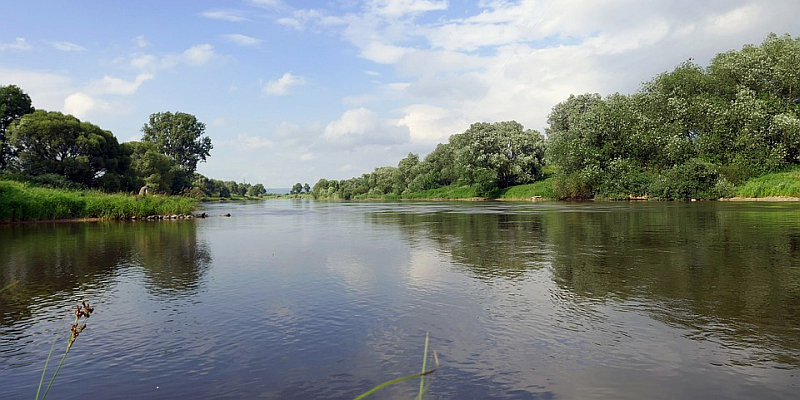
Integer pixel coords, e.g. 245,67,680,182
402,184,480,199
734,167,800,198
497,177,557,199
0,179,197,222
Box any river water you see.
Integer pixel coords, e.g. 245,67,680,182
1,200,799,399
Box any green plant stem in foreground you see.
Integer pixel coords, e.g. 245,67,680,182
38,340,72,400
35,338,58,400
354,332,438,400
417,331,430,400
36,301,93,400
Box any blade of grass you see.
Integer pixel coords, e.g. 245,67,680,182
417,332,430,400
354,332,438,400
353,369,438,400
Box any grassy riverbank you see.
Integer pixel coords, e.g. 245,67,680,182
323,168,799,202
734,166,800,198
0,179,197,222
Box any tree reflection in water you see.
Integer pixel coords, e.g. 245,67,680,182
0,221,211,326
370,202,800,367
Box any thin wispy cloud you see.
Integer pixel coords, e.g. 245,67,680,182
0,37,32,51
200,9,250,22
222,34,261,47
51,41,87,52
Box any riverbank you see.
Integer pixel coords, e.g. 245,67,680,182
0,179,197,222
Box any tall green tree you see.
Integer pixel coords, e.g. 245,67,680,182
7,111,126,188
0,85,35,169
453,121,546,195
141,111,212,175
248,183,266,197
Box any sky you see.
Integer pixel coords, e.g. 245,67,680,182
2,1,799,187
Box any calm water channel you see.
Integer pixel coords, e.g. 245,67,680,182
2,200,799,399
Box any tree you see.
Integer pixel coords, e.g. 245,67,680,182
124,141,177,193
0,85,35,169
7,111,126,188
303,183,311,193
453,121,546,195
393,153,420,194
141,111,212,175
248,183,266,197
291,182,303,195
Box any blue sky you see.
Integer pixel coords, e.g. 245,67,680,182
2,0,799,187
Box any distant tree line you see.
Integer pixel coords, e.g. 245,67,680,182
315,33,800,200
314,120,546,199
0,88,267,198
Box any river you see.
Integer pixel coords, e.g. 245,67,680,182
1,200,799,399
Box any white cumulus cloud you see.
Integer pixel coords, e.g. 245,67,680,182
182,44,216,66
263,73,306,95
324,107,409,146
63,92,109,120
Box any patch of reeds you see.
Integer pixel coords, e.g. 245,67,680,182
0,179,196,222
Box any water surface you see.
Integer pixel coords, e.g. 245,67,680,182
1,200,799,399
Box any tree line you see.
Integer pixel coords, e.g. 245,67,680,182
0,87,267,198
314,120,546,199
314,33,800,200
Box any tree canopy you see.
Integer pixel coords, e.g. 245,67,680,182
0,85,35,169
141,111,212,175
7,110,128,189
545,33,800,199
313,120,545,199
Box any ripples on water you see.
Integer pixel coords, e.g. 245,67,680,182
1,200,799,399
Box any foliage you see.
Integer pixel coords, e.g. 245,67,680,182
290,182,305,195
545,33,800,199
6,111,129,191
314,120,545,199
452,121,546,195
401,184,479,199
0,84,35,169
248,183,267,196
141,111,212,192
123,141,176,193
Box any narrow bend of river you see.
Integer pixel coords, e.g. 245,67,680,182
1,200,799,399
